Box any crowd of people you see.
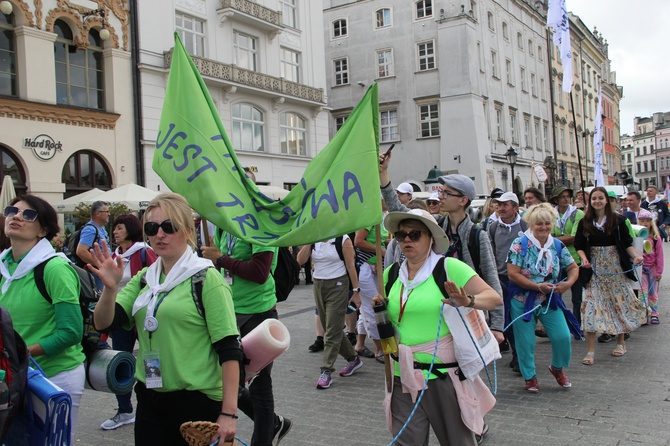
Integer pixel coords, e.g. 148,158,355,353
0,158,664,445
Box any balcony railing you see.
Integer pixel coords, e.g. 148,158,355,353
164,50,325,104
218,0,283,29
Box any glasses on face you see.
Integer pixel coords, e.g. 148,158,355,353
144,219,177,236
394,230,424,242
427,201,440,206
98,210,110,214
4,206,39,222
438,190,463,198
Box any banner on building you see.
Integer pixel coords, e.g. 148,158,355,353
593,87,605,186
547,0,573,93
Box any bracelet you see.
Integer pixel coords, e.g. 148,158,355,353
352,287,361,293
220,411,238,419
466,293,476,307
381,181,391,189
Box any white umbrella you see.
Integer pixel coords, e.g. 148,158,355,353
53,188,105,213
0,175,16,209
257,185,289,201
96,184,160,211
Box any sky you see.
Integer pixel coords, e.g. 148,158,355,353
568,0,670,135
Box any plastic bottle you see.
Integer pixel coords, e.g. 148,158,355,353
374,303,398,355
0,370,9,411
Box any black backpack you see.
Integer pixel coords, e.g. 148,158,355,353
272,247,300,302
34,258,102,356
0,307,29,443
66,223,99,268
139,268,209,318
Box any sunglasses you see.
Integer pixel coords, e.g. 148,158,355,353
394,230,424,242
3,206,39,222
144,219,177,236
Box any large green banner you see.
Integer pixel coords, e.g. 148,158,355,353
153,34,382,246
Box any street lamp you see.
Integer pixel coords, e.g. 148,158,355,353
505,146,518,193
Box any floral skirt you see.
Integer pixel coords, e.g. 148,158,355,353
581,246,647,334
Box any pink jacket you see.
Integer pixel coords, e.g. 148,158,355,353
643,236,664,273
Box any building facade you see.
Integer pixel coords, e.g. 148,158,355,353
620,133,633,182
654,112,670,193
139,0,329,191
323,0,552,196
0,0,135,204
633,116,656,190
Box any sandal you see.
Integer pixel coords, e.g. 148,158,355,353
582,352,595,365
355,346,375,358
375,352,385,364
651,316,660,325
611,344,626,357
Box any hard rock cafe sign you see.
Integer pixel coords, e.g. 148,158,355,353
22,134,63,161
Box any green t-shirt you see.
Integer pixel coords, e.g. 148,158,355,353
551,208,584,263
0,253,84,378
116,268,239,400
214,231,278,315
364,223,389,265
384,257,477,379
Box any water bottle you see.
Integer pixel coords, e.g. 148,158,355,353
374,303,398,355
0,369,9,411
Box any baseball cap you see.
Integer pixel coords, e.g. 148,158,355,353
490,188,504,199
427,192,440,203
607,190,618,199
493,191,519,205
438,174,476,201
396,182,414,195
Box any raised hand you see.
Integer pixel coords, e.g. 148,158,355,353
87,238,124,291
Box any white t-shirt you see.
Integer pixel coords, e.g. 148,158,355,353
312,235,350,280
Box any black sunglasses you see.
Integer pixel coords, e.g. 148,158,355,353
3,206,39,222
144,220,177,236
394,230,424,242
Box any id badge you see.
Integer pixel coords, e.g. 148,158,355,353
224,269,234,286
142,351,163,389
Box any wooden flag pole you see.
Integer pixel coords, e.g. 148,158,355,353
375,224,393,393
201,217,211,247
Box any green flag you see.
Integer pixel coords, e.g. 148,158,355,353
153,34,382,246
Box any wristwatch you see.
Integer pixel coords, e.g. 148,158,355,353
352,287,361,293
466,293,476,307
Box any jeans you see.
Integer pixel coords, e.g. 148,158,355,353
237,309,280,446
111,326,137,413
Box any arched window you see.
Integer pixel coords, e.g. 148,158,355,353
54,20,105,109
280,112,306,156
0,10,17,96
232,103,265,152
61,150,111,198
0,146,27,196
502,22,508,40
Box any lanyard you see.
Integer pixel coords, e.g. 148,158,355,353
226,233,237,256
397,284,414,324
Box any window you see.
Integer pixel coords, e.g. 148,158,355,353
376,49,394,78
575,91,580,115
510,110,517,144
636,147,640,156
524,117,530,148
627,153,631,163
470,0,477,19
54,20,105,109
543,122,549,152
517,32,523,50
176,12,205,57
644,161,648,172
280,112,307,155
477,42,484,72
651,160,656,171
487,12,494,31
505,59,513,84
528,40,534,56
280,47,301,82
335,115,347,131
376,8,392,28
495,105,503,140
417,41,435,71
520,67,527,91
0,11,16,96
416,0,433,19
538,46,543,62
643,146,647,155
490,50,498,78
558,87,563,107
651,144,655,153
0,147,26,196
530,73,537,96
502,22,509,40
380,109,399,142
279,0,297,28
540,78,546,101
61,150,111,198
419,103,439,137
534,120,541,150
333,58,349,85
569,130,575,155
232,103,264,152
233,31,257,71
332,19,347,38
560,128,566,154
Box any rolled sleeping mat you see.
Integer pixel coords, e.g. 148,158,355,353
241,319,290,382
86,349,136,395
644,239,654,254
631,224,649,239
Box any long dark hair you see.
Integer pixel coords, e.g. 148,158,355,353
582,187,617,236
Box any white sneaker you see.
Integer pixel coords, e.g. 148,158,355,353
100,410,135,430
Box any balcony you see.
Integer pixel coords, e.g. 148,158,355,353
217,0,284,40
164,50,325,105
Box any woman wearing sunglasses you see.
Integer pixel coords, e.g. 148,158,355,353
373,209,500,445
0,196,86,438
91,193,241,445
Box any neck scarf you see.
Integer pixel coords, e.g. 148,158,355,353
0,238,68,293
115,242,148,260
556,205,576,235
398,251,441,309
525,230,554,277
593,214,607,231
132,247,213,319
645,196,661,206
498,214,521,232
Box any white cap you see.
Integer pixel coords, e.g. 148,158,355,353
396,182,413,195
427,192,440,202
493,191,519,204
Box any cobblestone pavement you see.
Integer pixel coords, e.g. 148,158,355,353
75,243,670,446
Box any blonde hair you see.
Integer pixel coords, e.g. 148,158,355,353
144,193,196,248
523,202,558,227
482,198,496,218
638,215,660,241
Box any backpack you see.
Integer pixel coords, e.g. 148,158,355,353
329,236,360,290
272,247,300,302
466,225,482,276
139,268,209,318
0,307,29,442
385,257,450,299
66,223,99,268
34,258,102,356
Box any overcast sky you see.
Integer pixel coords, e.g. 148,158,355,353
569,0,670,135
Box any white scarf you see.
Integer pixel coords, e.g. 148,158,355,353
114,242,148,260
498,214,521,232
645,196,661,206
489,213,500,224
132,247,213,319
556,205,576,235
0,238,68,294
524,230,554,277
593,215,607,231
398,251,441,309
